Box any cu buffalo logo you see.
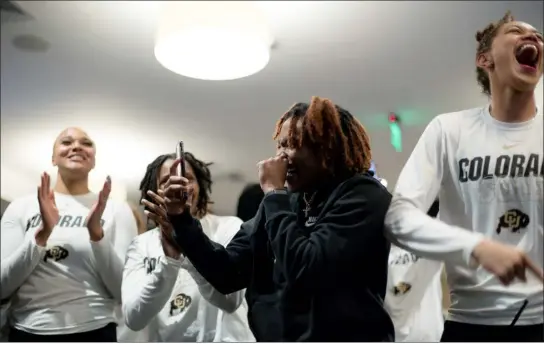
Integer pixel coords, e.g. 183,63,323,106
169,293,192,316
393,282,412,296
496,209,530,234
44,246,69,262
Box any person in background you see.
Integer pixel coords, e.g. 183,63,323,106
385,200,445,342
122,152,255,342
236,184,264,222
0,127,138,342
385,12,543,342
144,97,395,341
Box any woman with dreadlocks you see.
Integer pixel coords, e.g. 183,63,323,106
121,152,255,342
143,96,394,341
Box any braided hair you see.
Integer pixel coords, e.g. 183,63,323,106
273,96,372,176
139,152,213,220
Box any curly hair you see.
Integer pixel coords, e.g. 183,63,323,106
139,152,213,220
475,11,515,96
273,96,372,177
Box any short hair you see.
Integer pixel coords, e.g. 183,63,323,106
236,183,264,222
273,96,372,176
475,11,515,96
138,152,213,220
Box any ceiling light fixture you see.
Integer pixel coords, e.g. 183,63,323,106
154,1,273,81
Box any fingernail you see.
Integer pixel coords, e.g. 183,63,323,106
106,176,111,182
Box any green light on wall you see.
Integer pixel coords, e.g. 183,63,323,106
388,113,402,152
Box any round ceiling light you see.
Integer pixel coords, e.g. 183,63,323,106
154,2,273,81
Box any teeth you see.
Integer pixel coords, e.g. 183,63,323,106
518,44,539,61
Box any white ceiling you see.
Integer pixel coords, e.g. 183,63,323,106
1,1,543,214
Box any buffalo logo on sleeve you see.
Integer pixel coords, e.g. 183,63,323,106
392,282,412,296
44,246,69,262
169,293,192,316
496,209,530,234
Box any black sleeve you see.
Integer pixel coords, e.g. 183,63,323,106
169,212,253,295
262,180,390,289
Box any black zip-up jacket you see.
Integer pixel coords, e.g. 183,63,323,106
170,173,394,341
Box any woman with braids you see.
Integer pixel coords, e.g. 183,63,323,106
143,96,395,341
385,11,543,342
121,152,255,342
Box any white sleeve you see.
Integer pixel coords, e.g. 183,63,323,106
0,198,46,299
122,235,181,331
180,216,245,313
385,257,443,318
385,117,485,268
91,201,139,301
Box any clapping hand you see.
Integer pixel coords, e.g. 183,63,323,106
35,172,59,247
85,176,111,242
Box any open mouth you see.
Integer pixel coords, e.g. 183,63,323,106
515,43,540,70
68,154,85,162
286,166,297,179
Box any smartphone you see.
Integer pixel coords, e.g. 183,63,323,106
175,141,187,200
176,141,186,178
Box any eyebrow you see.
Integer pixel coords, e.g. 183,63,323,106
60,135,94,143
509,24,543,36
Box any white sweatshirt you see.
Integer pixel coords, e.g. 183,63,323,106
122,213,255,342
0,192,138,335
384,246,444,342
386,106,543,326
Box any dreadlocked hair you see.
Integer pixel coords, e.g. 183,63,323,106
273,96,372,176
139,152,213,220
475,11,515,96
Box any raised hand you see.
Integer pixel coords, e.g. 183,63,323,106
472,239,544,285
85,176,112,242
258,154,288,193
142,189,183,259
159,221,182,259
144,159,191,216
35,172,59,247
